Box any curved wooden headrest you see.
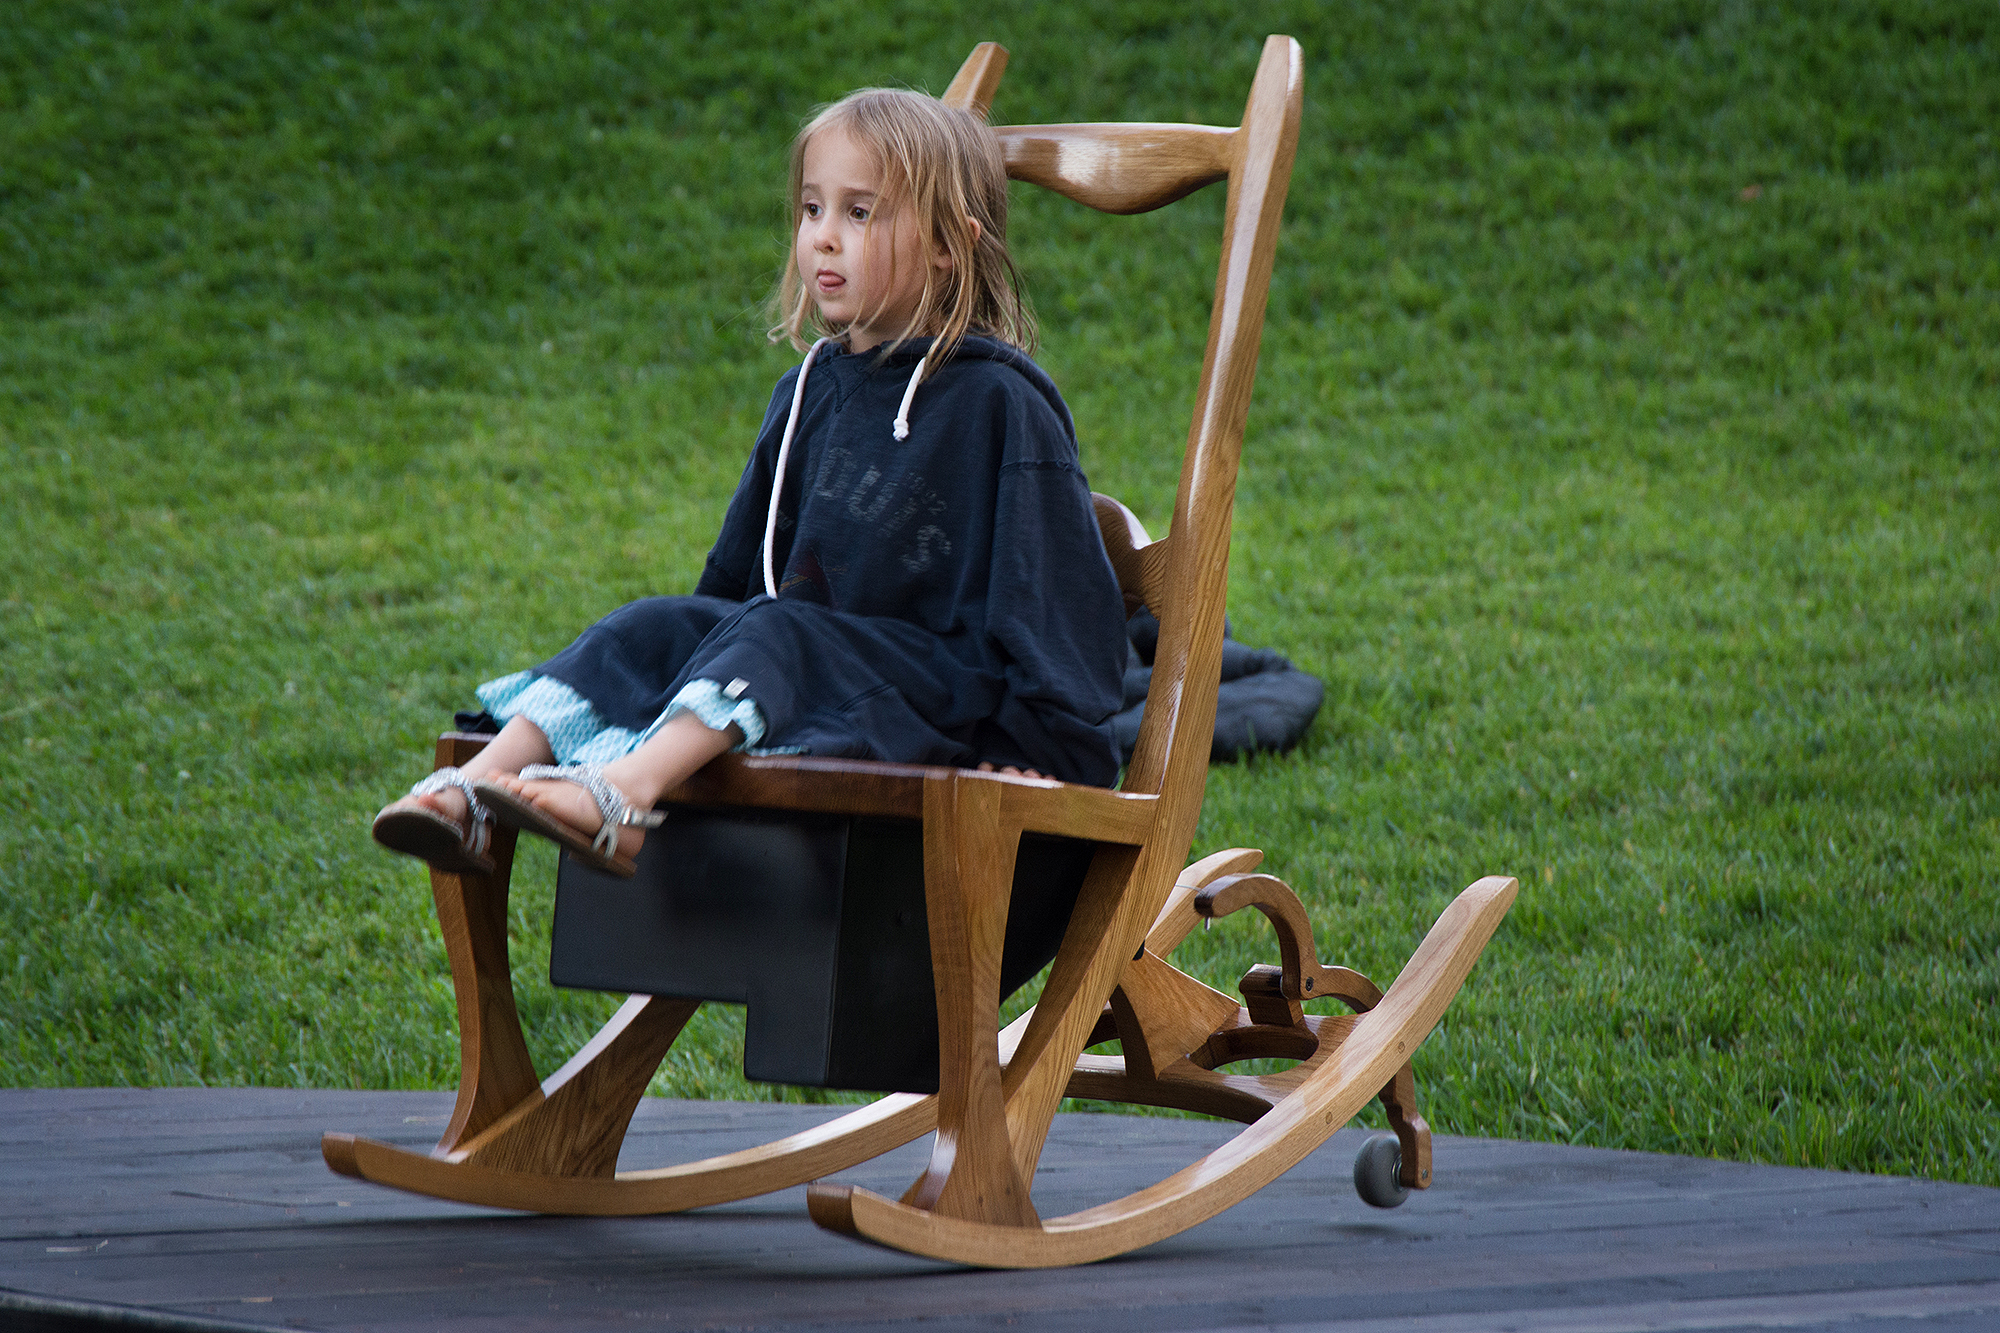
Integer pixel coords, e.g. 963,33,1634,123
997,124,1237,215
1091,493,1170,618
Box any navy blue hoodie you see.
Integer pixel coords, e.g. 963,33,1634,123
688,335,1127,784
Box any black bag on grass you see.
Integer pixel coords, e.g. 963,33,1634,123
1111,610,1324,764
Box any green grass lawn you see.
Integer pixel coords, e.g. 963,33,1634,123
3,1,1995,1185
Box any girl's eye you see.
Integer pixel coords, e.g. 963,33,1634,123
803,202,821,219
849,205,870,222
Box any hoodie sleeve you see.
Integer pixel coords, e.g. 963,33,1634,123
694,368,799,600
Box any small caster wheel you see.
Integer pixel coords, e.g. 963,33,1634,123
1353,1132,1409,1209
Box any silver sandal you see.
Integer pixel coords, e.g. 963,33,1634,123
371,766,494,874
473,764,664,878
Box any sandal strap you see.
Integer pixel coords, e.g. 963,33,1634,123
408,766,492,858
517,764,667,856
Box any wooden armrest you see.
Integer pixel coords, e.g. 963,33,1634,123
995,777,1156,845
665,753,936,819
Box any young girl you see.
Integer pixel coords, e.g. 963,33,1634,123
371,88,1127,877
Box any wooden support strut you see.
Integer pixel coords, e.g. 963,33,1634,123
446,995,698,1177
901,773,1037,1225
1197,872,1429,1190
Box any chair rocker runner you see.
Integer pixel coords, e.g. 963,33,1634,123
323,35,1518,1269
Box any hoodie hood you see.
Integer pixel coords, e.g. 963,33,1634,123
831,335,1073,440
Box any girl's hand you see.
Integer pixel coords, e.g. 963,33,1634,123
976,761,1045,781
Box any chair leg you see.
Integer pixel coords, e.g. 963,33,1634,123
900,774,1037,1226
428,831,540,1154
414,732,543,1153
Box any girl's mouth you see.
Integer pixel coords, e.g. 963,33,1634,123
816,270,845,294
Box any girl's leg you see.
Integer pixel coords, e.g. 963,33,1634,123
481,711,740,860
461,715,558,781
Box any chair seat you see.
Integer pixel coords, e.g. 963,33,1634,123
551,758,1153,1093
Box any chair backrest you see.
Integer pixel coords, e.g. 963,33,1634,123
944,38,1303,864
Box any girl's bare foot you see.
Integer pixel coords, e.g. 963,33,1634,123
472,713,735,873
481,772,650,862
371,777,492,873
381,784,471,829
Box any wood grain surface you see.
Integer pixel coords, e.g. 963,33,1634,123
426,733,538,1154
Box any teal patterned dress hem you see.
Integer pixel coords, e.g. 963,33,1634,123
475,670,771,765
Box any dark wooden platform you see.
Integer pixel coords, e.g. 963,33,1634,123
3,1090,1997,1332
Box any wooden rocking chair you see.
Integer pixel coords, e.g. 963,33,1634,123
323,35,1518,1269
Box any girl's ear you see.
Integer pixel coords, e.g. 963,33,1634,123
934,217,981,271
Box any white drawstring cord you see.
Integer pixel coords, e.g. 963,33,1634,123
763,337,829,599
763,341,930,598
892,351,930,441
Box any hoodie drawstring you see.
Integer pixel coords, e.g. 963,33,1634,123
763,342,931,599
763,338,828,600
892,351,930,441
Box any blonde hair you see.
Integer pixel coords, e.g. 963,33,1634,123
769,88,1035,365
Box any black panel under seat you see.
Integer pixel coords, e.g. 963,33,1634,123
549,804,1095,1094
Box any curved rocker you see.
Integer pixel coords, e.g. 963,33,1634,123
809,873,1516,1267
326,35,1520,1268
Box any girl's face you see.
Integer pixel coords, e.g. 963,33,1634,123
797,126,950,353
